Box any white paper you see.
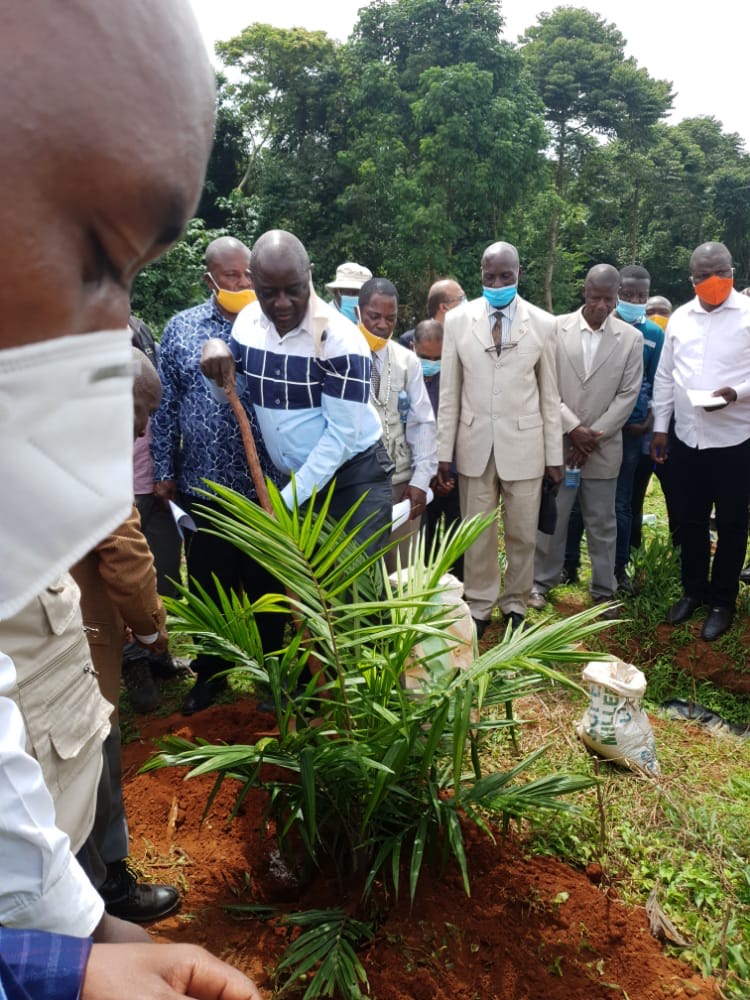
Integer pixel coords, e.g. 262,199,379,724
686,388,727,408
391,488,434,531
168,500,198,540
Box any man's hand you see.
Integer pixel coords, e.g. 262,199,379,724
650,432,668,464
437,461,456,494
200,338,235,387
136,627,169,656
401,485,427,520
154,480,177,506
544,465,563,487
624,410,654,438
82,942,262,1000
704,386,737,410
568,425,603,455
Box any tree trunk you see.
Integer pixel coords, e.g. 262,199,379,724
544,127,566,312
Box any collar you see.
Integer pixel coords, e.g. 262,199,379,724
485,297,518,322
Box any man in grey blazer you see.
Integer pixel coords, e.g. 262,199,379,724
530,264,643,610
437,242,562,636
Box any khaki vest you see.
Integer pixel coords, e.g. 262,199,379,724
372,341,413,486
0,574,112,853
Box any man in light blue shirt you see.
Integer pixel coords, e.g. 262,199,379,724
202,230,394,555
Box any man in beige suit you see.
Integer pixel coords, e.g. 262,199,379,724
530,264,643,610
437,241,562,635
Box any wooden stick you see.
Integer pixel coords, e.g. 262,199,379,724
223,375,273,515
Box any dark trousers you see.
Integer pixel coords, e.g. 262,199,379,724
614,431,643,569
669,436,750,607
320,442,394,558
629,452,680,551
134,492,181,598
423,488,463,581
182,495,288,683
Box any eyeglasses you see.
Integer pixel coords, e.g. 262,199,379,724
484,340,518,356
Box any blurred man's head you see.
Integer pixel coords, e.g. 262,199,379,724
426,279,465,325
413,319,444,378
645,295,672,330
0,0,215,617
326,262,372,322
1,0,215,349
132,348,163,439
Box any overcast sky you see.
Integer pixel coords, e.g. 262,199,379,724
188,0,747,148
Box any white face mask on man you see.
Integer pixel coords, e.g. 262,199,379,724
0,328,134,618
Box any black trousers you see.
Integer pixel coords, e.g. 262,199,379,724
181,495,288,683
668,436,750,607
423,488,463,581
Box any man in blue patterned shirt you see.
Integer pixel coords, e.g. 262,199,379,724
151,236,287,714
201,229,394,555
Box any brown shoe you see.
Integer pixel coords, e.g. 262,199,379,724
528,589,547,610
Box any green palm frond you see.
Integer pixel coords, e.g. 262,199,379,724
148,479,612,999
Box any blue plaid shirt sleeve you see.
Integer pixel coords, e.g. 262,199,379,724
0,928,91,1000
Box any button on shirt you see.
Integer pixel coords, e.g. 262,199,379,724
229,295,383,507
151,298,280,498
652,289,750,449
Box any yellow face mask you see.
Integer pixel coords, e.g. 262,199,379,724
208,274,256,313
648,314,669,331
358,322,389,352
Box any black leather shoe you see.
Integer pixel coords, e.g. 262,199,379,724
666,595,702,625
615,567,635,596
503,611,525,633
701,606,734,642
592,597,621,621
472,617,489,640
181,676,228,715
740,563,750,585
100,861,180,924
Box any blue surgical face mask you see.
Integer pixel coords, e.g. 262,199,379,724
482,285,517,309
616,298,646,325
419,358,441,377
338,294,359,323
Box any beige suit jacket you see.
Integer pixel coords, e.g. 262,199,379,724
437,294,562,480
555,309,643,479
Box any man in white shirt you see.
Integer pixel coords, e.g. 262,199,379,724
651,242,750,641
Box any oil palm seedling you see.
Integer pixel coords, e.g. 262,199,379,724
146,480,615,998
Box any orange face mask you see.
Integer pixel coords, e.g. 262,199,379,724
693,274,733,307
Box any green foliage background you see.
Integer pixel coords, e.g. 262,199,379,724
131,0,750,334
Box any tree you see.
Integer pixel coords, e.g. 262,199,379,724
520,7,673,309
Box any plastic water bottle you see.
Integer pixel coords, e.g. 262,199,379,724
397,389,410,424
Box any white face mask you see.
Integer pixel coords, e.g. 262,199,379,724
0,328,134,619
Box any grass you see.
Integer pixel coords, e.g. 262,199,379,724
121,476,750,997
484,478,750,997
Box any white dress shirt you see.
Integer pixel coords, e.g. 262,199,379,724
486,298,517,351
652,289,750,448
579,312,605,376
0,652,105,936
